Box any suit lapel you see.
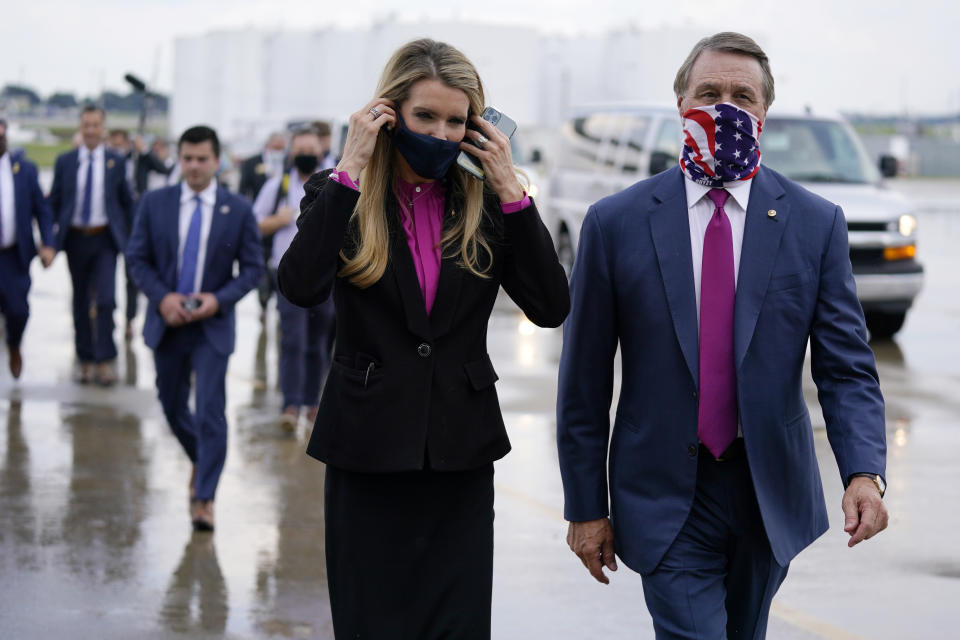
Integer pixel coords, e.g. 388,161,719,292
427,201,463,338
202,186,230,290
64,150,79,219
735,167,789,369
649,168,699,385
387,198,433,341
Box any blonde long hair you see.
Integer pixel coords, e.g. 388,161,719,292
339,39,491,288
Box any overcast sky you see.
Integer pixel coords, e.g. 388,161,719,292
2,0,956,115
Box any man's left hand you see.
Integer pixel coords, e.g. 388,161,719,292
842,477,889,547
187,293,220,322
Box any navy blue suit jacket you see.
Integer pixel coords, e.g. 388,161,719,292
125,183,263,356
6,152,55,269
48,147,133,252
557,166,886,573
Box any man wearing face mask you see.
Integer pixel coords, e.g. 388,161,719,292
253,128,335,429
557,32,888,638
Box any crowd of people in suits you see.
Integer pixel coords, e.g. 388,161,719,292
0,108,337,530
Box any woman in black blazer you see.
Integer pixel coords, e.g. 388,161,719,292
278,38,569,639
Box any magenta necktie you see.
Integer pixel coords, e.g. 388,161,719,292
698,188,737,458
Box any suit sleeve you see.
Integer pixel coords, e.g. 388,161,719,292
556,207,619,522
277,170,359,307
498,199,570,328
211,202,263,313
809,206,886,484
125,195,170,307
117,166,135,229
48,156,64,248
29,164,55,247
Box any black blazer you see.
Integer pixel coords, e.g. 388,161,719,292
238,153,269,203
278,170,570,472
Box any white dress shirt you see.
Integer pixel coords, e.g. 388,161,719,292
684,178,752,326
178,180,217,294
0,152,16,248
253,168,312,270
73,144,108,227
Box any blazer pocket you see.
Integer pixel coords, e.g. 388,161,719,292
768,268,815,292
785,411,810,431
332,354,383,388
463,355,499,391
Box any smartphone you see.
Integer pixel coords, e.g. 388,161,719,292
457,107,518,180
181,297,201,312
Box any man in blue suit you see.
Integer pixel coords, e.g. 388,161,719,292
49,104,134,385
0,119,57,378
127,125,262,531
557,32,888,639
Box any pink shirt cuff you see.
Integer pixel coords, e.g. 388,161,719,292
329,169,359,191
500,192,530,214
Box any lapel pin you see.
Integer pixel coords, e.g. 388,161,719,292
12,162,20,174
767,209,777,218
219,205,230,214
106,158,115,169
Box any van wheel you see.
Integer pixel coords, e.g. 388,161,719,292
557,229,574,278
865,311,906,340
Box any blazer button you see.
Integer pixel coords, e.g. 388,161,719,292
687,444,698,457
417,343,432,358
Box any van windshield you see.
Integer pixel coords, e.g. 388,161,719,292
761,118,880,184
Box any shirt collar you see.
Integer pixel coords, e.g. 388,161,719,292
80,144,104,161
181,179,218,206
684,176,752,212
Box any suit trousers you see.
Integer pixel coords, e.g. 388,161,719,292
65,230,118,363
124,258,139,322
276,292,335,409
153,323,230,501
640,444,789,639
0,248,30,348
324,463,495,639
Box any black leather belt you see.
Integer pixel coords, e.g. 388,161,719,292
700,438,746,462
69,225,108,236
0,243,17,253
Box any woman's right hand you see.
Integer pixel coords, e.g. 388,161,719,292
336,98,397,182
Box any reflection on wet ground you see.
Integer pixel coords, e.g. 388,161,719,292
0,180,958,638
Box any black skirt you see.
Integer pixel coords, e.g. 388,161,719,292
324,463,495,639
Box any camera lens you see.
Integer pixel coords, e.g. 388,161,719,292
487,111,500,125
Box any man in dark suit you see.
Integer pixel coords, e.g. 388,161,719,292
127,125,262,531
238,132,286,315
49,105,134,385
557,32,888,638
0,119,56,378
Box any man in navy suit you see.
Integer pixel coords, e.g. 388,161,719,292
557,32,888,638
127,125,262,531
49,105,134,385
0,119,56,378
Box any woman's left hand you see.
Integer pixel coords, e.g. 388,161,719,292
460,115,525,204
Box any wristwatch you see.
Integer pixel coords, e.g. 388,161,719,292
848,473,886,498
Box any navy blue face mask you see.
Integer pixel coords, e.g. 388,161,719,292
393,113,462,180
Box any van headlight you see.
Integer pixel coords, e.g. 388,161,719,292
898,214,917,237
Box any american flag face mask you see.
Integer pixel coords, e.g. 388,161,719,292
679,102,762,188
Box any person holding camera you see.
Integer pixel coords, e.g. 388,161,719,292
126,125,263,532
277,38,569,638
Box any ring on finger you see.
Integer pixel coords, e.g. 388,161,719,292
369,107,382,119
476,133,489,149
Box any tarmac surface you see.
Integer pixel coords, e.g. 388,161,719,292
1,178,958,639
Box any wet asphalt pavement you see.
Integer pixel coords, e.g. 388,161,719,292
1,178,958,639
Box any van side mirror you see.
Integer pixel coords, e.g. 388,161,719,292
879,155,898,178
649,150,674,175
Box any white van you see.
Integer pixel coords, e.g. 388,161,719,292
545,105,924,339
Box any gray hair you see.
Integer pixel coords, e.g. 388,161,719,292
673,32,775,110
